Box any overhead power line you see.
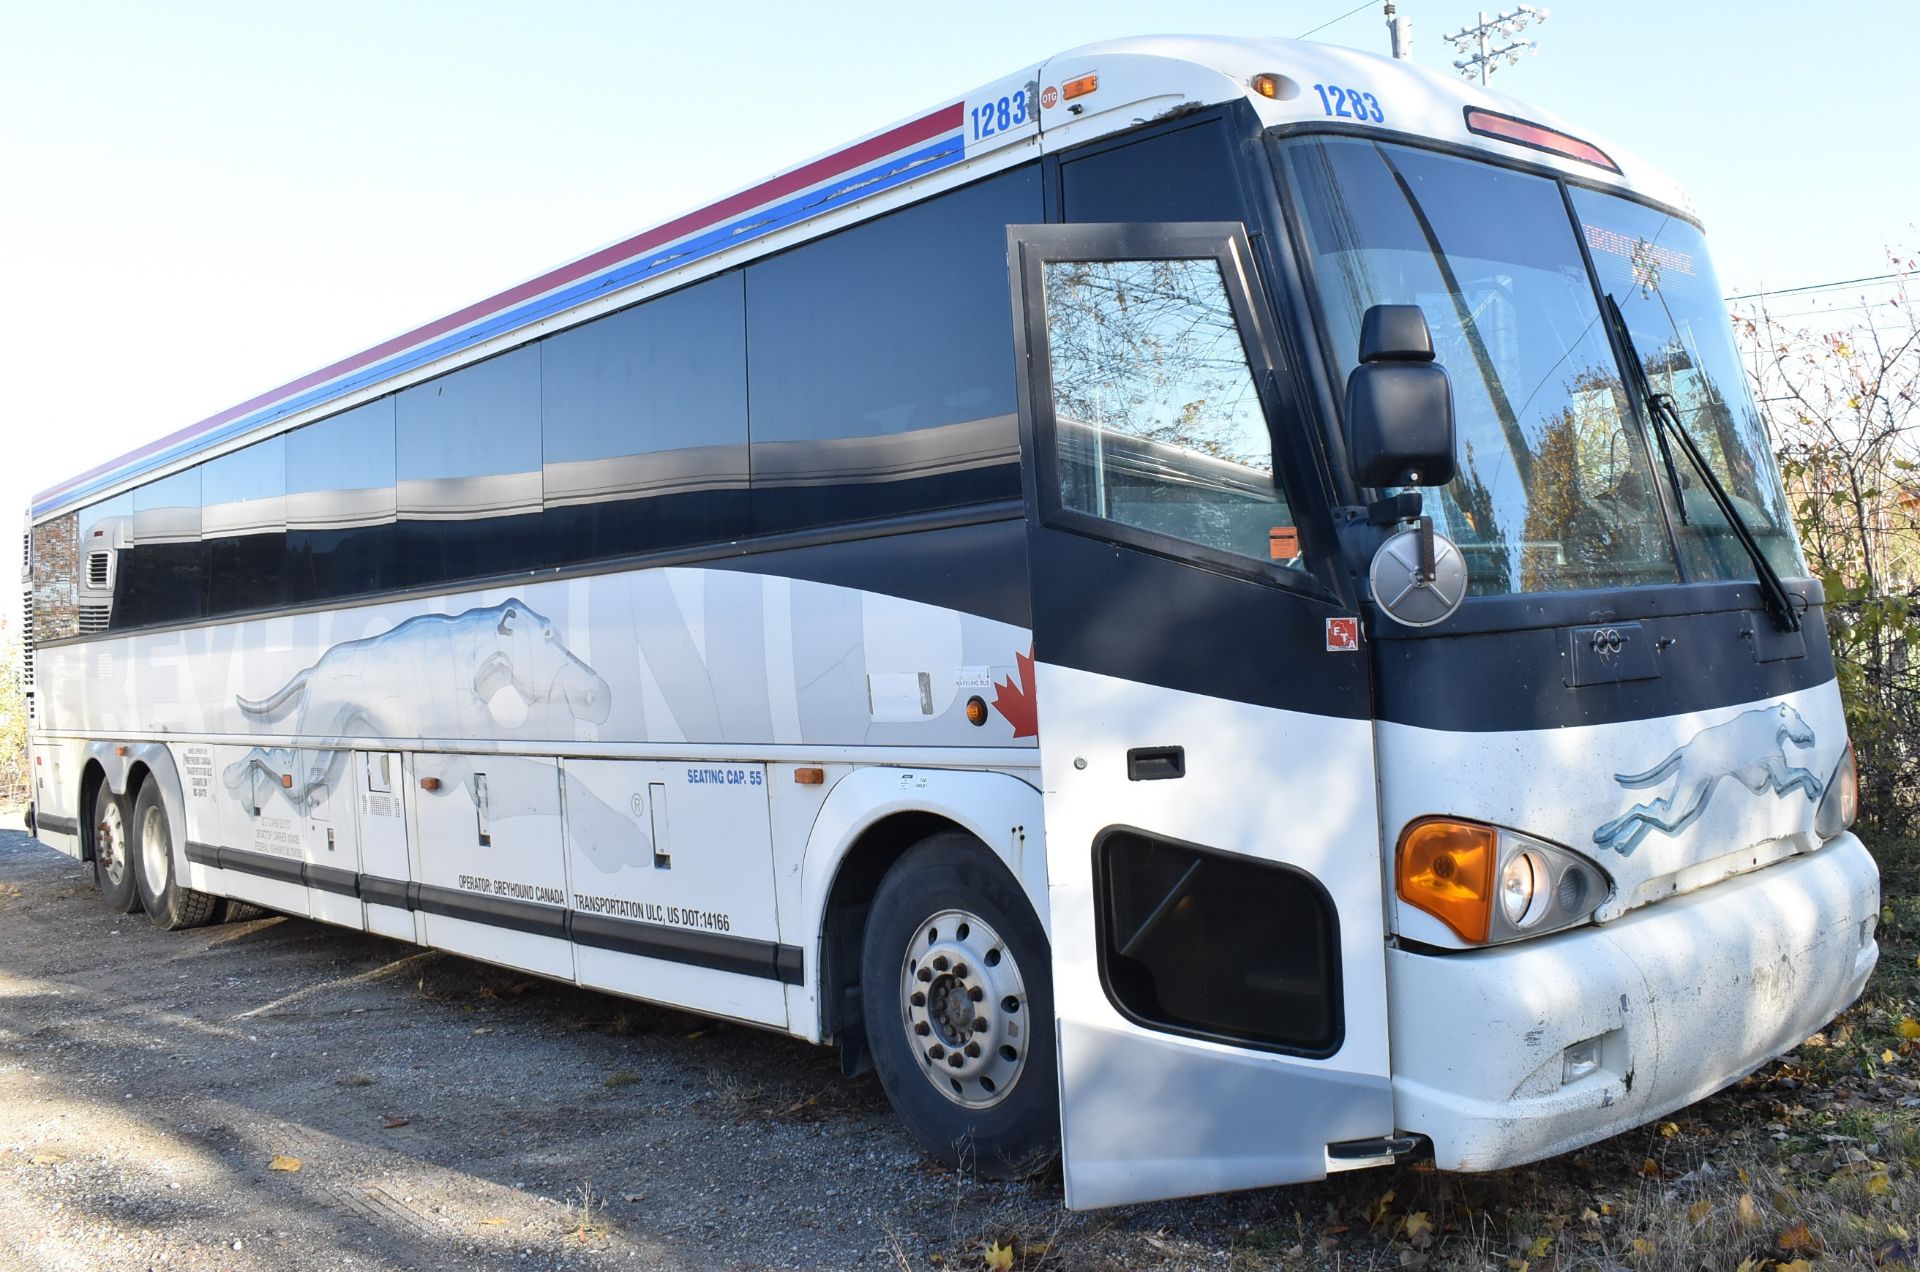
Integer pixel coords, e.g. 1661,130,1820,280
1297,0,1377,39
1724,271,1911,303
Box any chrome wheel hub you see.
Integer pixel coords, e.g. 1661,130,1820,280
140,804,170,895
98,800,127,887
899,908,1029,1109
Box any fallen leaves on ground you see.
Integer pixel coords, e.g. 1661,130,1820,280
981,1237,1015,1271
268,1154,302,1172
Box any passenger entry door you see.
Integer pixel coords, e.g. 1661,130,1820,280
1008,224,1393,1208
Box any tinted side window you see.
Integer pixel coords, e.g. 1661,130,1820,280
124,467,203,627
287,397,398,604
746,168,1039,534
396,346,543,586
1061,120,1249,224
543,272,749,563
202,435,287,616
73,491,133,634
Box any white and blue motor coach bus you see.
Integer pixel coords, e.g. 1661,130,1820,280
20,35,1876,1209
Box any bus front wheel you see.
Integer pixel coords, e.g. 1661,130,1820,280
90,782,141,915
131,781,216,930
860,832,1058,1179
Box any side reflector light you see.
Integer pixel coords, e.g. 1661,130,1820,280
1396,818,1496,943
1251,73,1282,99
1464,107,1619,173
794,767,825,785
1062,73,1098,100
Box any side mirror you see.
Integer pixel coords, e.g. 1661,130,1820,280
1344,305,1456,488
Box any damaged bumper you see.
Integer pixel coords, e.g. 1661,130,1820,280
1388,833,1879,1171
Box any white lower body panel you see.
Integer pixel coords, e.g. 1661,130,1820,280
1389,834,1879,1170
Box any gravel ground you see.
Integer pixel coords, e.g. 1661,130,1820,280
0,826,1349,1270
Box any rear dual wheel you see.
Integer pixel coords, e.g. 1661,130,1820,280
90,783,141,914
131,782,215,930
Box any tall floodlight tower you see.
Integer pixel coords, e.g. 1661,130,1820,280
1443,6,1547,84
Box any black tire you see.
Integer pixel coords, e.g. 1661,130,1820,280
89,782,141,914
214,898,271,924
131,781,216,930
860,832,1058,1178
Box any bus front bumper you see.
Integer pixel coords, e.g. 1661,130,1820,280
1387,833,1879,1172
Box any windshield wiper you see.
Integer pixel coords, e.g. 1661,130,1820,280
1602,293,1801,632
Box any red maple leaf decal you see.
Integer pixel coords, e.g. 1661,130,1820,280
991,645,1039,739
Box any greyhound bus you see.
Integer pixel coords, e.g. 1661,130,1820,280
21,35,1875,1209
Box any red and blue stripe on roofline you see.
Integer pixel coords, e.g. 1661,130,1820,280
33,103,968,520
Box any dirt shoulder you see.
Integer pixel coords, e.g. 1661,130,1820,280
2,829,1916,1271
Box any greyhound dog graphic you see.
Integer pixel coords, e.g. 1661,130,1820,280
223,598,611,812
1592,703,1823,856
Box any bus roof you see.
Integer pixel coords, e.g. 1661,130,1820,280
32,33,1686,522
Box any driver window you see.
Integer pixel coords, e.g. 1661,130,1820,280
1043,257,1298,566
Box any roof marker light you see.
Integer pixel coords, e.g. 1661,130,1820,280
1062,73,1098,100
1464,107,1619,172
1250,73,1298,101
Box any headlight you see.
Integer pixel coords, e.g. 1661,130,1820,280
1398,818,1612,945
1500,849,1548,927
1815,742,1860,840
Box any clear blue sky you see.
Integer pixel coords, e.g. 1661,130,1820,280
3,0,1915,625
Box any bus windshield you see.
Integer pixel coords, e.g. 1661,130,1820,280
1278,135,1802,597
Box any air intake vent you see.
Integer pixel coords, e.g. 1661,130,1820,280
19,587,32,690
78,604,111,635
87,552,110,588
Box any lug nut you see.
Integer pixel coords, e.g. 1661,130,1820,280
968,986,983,1001
964,1042,981,1057
910,991,925,1007
973,1018,988,1033
928,1044,945,1060
932,956,950,971
952,963,968,979
917,967,932,983
947,1052,964,1069
913,1022,930,1036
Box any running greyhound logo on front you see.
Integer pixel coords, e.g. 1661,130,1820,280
223,598,611,811
1592,703,1823,856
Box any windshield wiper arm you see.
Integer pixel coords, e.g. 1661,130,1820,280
1602,293,1801,632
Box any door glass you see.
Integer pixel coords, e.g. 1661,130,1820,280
1043,258,1297,566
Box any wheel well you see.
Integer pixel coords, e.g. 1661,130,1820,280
77,761,105,863
819,811,964,1077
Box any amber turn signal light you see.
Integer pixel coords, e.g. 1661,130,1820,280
1062,73,1098,100
793,767,825,785
1397,817,1497,943
965,695,988,726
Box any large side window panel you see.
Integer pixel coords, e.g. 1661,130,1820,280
396,346,544,587
746,168,1039,535
1097,829,1340,1053
123,468,203,628
543,272,750,563
287,398,398,604
202,434,287,617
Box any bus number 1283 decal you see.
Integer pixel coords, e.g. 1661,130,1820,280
1313,83,1385,123
970,90,1030,140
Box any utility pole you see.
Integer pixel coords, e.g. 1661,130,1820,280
1384,3,1413,59
1443,6,1547,84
